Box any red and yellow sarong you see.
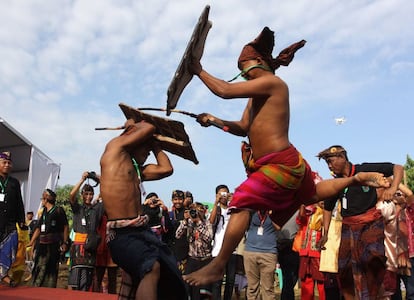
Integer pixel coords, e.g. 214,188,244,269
230,143,316,227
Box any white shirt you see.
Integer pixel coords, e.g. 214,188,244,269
212,206,231,257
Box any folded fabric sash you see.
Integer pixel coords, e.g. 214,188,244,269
106,215,149,232
73,232,87,244
241,142,305,189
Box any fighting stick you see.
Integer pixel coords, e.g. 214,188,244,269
138,107,229,132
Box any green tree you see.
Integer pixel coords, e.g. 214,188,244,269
56,184,74,230
404,155,414,191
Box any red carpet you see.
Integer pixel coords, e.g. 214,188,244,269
0,286,117,300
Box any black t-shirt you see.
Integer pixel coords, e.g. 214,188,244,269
324,162,394,217
28,219,39,238
71,201,104,233
168,208,189,261
38,205,68,235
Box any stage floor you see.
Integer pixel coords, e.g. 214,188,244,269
0,286,117,300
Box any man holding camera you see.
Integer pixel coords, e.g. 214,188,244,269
168,189,190,274
209,184,238,300
68,171,104,291
142,192,172,242
176,202,213,299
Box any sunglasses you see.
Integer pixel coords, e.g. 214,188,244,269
228,64,272,82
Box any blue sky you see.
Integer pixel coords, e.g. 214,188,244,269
1,0,413,207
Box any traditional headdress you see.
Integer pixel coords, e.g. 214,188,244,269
172,189,184,199
317,145,347,160
0,151,11,161
238,27,306,72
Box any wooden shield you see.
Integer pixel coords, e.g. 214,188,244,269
166,5,212,115
119,103,199,165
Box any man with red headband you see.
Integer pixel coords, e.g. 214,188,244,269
0,151,25,287
184,27,391,286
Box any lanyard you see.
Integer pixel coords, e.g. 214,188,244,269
342,164,356,210
132,157,141,179
0,176,9,193
348,164,355,177
257,210,268,227
343,164,356,195
132,157,146,196
42,205,56,223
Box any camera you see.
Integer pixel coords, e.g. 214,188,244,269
87,171,100,186
189,209,199,219
151,198,159,204
220,191,228,198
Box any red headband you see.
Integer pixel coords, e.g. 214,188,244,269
238,27,306,71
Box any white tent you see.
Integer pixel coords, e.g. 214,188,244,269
0,117,61,217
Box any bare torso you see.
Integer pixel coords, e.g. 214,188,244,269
100,139,142,220
247,75,290,160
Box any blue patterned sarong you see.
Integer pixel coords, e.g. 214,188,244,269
0,230,18,279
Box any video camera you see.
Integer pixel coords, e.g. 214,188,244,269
86,171,100,187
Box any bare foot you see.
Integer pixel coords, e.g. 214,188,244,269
183,259,224,286
354,172,390,188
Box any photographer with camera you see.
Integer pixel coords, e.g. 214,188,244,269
168,189,190,274
176,202,213,299
142,192,172,242
68,171,104,291
208,184,238,300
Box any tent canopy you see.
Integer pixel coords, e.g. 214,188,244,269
0,117,61,216
0,118,32,173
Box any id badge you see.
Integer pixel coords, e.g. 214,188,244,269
41,224,46,232
81,218,86,226
0,193,5,202
342,196,348,210
257,226,264,236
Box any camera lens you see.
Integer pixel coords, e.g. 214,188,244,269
189,209,198,218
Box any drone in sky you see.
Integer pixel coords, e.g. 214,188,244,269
334,116,347,125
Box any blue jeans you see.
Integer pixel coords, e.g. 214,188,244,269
211,254,238,300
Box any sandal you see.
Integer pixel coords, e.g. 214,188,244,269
1,276,17,288
8,280,17,287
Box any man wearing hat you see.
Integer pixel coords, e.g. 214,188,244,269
183,27,391,287
29,188,69,288
184,191,194,210
0,151,25,287
168,189,190,274
317,145,404,299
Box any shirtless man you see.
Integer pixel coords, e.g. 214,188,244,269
100,119,187,300
183,27,391,286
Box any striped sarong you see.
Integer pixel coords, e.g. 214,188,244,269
231,144,316,227
338,207,386,299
